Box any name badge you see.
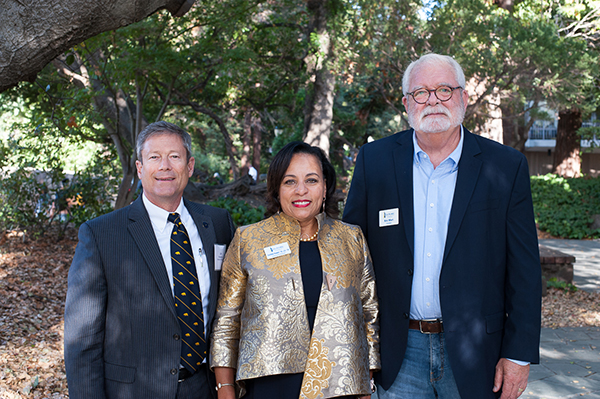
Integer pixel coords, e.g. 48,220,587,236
214,244,226,271
264,242,292,259
379,208,399,227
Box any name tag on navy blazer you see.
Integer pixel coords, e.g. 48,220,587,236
379,208,399,227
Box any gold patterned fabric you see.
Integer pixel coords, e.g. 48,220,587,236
210,212,380,398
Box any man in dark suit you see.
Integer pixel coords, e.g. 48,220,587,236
64,121,235,399
343,54,541,399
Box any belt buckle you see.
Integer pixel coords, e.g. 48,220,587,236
419,318,440,334
178,368,192,383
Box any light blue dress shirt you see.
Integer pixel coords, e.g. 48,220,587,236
409,127,528,366
410,127,463,320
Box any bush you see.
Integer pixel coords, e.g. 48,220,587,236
531,174,600,239
207,197,266,227
0,142,117,238
546,277,578,293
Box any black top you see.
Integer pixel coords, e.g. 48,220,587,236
299,240,323,331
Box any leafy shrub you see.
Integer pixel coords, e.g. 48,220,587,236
531,174,600,239
208,197,266,227
61,154,118,227
546,277,578,293
0,137,117,238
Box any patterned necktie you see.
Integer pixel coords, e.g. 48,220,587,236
168,212,207,373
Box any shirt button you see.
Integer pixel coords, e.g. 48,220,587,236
431,180,435,184
426,303,430,307
170,368,178,375
430,203,434,207
426,277,430,282
173,334,180,341
428,227,433,232
427,253,431,257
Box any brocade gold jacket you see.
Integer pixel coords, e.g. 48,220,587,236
210,212,380,399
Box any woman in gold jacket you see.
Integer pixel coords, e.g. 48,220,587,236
210,142,380,399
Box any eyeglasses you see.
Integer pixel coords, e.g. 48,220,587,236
406,86,463,104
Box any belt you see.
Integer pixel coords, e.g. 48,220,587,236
178,363,206,383
178,368,194,383
409,319,443,334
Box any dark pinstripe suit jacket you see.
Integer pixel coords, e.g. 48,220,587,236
64,197,235,399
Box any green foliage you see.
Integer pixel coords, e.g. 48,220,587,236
531,174,600,239
0,131,118,237
2,0,600,216
207,197,266,227
578,126,600,151
61,153,119,227
193,151,232,183
546,277,578,293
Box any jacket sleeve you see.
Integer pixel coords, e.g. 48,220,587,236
358,228,381,371
210,228,247,370
64,222,107,399
501,156,542,363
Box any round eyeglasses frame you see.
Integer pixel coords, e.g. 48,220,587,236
406,86,463,104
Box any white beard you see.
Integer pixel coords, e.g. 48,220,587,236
408,103,464,134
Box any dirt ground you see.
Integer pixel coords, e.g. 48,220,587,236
0,228,598,398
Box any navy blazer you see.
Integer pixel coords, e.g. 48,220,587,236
64,197,235,399
343,128,541,399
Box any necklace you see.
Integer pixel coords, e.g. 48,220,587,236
299,230,318,242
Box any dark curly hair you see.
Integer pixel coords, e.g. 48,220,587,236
266,141,338,218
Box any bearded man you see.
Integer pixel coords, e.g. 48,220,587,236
343,53,541,399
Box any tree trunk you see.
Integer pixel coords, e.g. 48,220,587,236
500,99,535,152
0,0,195,92
553,108,582,177
493,0,523,12
302,0,335,156
240,109,252,176
252,114,262,174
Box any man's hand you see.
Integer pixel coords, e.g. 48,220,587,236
493,358,529,399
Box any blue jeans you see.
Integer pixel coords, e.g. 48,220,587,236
377,329,462,399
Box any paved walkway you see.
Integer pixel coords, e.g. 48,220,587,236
539,239,600,293
523,239,600,398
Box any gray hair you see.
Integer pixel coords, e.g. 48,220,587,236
402,53,466,96
136,121,192,161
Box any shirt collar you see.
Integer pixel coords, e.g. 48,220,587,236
142,194,185,233
412,125,464,168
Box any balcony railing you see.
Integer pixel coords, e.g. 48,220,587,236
527,113,598,140
528,127,557,140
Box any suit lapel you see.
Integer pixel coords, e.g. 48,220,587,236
443,130,482,262
127,197,177,319
393,130,415,257
185,200,219,325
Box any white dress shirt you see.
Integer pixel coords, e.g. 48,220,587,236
143,194,211,335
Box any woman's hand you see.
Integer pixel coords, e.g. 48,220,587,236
216,385,236,399
214,367,236,399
